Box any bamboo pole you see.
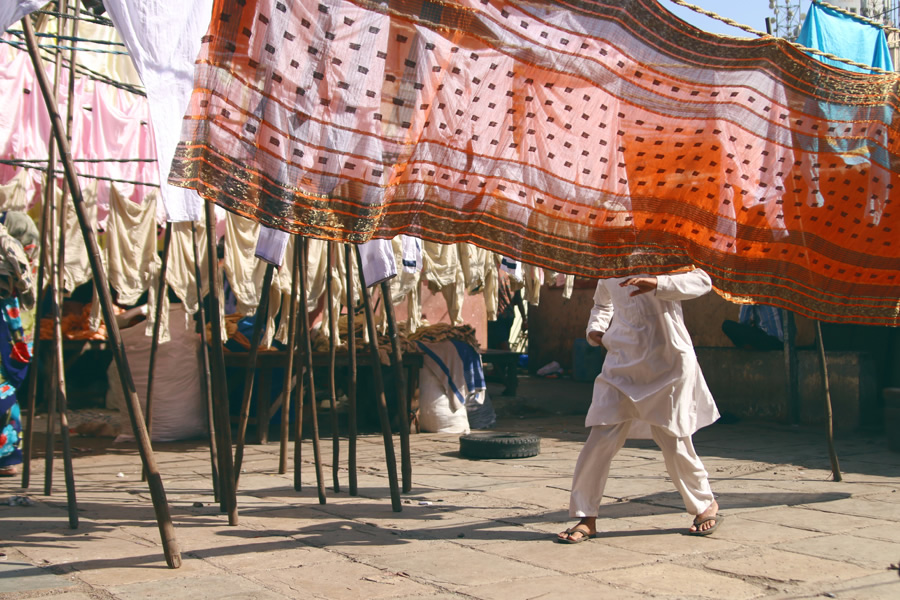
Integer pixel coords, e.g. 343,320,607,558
815,322,842,482
20,154,53,489
380,281,411,493
54,0,79,516
278,240,300,474
22,16,182,568
143,222,172,482
203,202,238,523
52,0,80,523
51,210,77,527
782,310,800,425
326,243,340,492
355,247,401,512
233,263,275,484
191,223,219,502
41,6,68,497
344,244,358,496
296,238,326,502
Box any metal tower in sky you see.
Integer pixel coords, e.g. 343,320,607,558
767,0,805,39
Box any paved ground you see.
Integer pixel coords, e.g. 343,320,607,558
1,377,899,599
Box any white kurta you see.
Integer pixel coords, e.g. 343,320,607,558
585,269,719,438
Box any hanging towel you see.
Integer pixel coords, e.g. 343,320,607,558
797,3,893,74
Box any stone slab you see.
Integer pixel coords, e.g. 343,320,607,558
706,548,875,584
0,561,75,594
592,562,764,599
370,544,555,588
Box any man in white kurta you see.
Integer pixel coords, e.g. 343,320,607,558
558,268,722,543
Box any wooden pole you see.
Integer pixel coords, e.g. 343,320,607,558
279,239,300,474
143,222,172,482
191,223,219,502
203,202,238,523
43,185,58,497
52,0,80,522
22,16,182,568
344,244,358,496
355,247,402,512
326,243,340,492
815,322,842,482
42,4,68,497
233,262,275,484
296,238,326,503
782,310,801,425
380,281,411,493
52,236,77,528
20,152,53,490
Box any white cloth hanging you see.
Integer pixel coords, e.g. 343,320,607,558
165,220,208,316
388,237,422,334
422,241,465,325
255,226,289,266
0,1,46,33
62,179,98,294
399,235,422,274
563,274,575,300
524,264,543,306
0,169,32,213
458,243,487,294
105,187,159,305
358,238,396,287
483,253,499,322
100,0,213,223
224,211,266,315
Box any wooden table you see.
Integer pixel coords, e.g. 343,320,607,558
222,349,423,443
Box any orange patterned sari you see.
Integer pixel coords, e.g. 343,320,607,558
170,0,900,324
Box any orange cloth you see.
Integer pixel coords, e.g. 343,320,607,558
169,0,900,325
40,304,109,341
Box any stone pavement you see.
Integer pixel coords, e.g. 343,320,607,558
1,379,899,599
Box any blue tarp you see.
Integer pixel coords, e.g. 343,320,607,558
797,3,893,73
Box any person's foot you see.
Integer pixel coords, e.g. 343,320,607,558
0,465,18,477
689,500,720,535
557,518,597,543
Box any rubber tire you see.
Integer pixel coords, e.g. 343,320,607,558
458,432,541,459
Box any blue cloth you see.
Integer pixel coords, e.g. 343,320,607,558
415,340,485,406
739,305,785,343
797,3,893,73
450,340,485,395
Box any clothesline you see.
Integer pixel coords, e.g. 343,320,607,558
668,0,897,74
2,37,146,96
3,36,130,55
21,30,127,48
35,8,115,28
1,157,158,165
2,160,160,189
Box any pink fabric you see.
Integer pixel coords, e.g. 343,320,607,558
0,40,160,222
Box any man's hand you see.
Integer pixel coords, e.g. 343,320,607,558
620,277,658,296
587,330,604,345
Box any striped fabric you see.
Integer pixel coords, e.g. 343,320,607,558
170,0,900,325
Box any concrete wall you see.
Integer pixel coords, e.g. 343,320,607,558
697,348,876,431
527,278,888,431
528,282,818,371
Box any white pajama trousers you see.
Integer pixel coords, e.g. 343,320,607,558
569,422,715,518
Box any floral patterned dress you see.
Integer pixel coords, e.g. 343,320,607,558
0,296,30,470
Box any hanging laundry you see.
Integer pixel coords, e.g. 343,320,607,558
358,238,396,287
797,3,894,73
167,0,900,325
100,0,213,223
